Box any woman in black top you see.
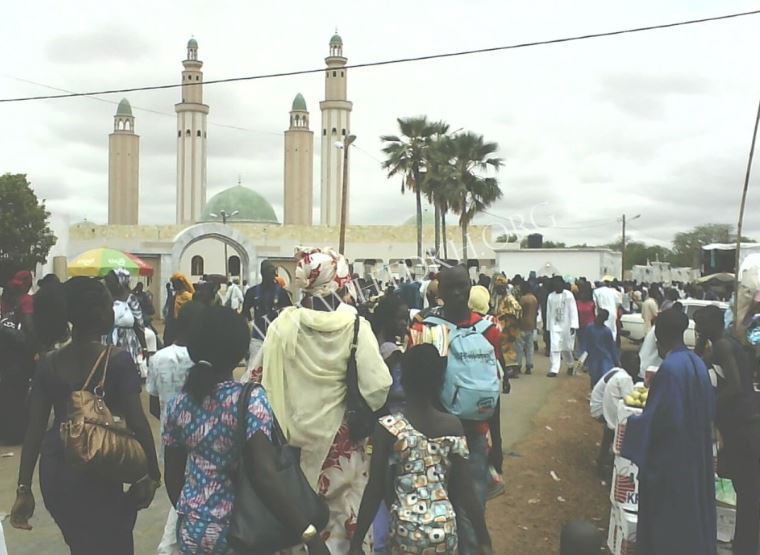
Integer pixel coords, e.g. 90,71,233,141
10,277,161,554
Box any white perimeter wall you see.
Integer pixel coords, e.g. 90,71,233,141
496,249,622,281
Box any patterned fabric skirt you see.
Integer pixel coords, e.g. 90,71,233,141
282,423,372,554
498,314,521,368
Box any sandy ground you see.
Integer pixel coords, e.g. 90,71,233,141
488,367,612,554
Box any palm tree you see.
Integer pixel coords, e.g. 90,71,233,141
420,120,450,258
381,116,435,259
445,132,504,265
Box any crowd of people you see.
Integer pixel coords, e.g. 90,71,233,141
0,255,758,555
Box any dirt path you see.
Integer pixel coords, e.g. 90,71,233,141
487,374,611,554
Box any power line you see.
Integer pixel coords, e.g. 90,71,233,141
2,8,758,104
3,75,282,136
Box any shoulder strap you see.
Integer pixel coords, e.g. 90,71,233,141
423,315,455,330
81,347,110,392
473,318,494,334
237,382,286,449
346,316,361,387
350,315,361,355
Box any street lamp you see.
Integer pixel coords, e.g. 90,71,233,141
620,213,641,279
336,134,357,255
209,209,239,279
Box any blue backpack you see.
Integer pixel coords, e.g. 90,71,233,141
423,315,501,421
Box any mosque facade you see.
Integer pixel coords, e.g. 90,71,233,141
56,34,496,306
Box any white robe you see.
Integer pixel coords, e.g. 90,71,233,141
546,290,579,352
593,286,620,340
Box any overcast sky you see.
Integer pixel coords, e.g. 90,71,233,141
3,0,760,247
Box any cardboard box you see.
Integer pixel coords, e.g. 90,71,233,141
716,505,736,543
608,506,637,555
616,508,637,555
610,455,639,512
614,402,642,456
607,505,620,553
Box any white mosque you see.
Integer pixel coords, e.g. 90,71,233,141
50,34,495,304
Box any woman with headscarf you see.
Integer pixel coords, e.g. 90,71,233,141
252,247,391,554
104,269,147,370
0,270,36,443
492,275,523,379
170,273,195,319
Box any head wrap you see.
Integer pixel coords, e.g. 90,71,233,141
295,247,352,298
468,285,491,316
8,270,32,292
113,267,131,288
494,275,508,287
171,272,195,295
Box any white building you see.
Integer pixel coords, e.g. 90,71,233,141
495,245,622,281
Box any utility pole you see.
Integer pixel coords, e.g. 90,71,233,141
337,134,356,254
734,95,760,332
621,214,626,280
620,213,640,280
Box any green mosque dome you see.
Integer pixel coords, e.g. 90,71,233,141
292,93,307,112
330,33,343,47
202,185,279,224
187,38,198,49
116,98,132,117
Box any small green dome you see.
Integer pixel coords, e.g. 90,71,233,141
291,93,307,112
116,98,132,117
187,38,198,49
330,33,343,46
202,185,278,224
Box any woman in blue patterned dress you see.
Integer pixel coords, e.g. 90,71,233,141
163,306,331,555
349,344,492,555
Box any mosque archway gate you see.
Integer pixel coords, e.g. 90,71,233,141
167,223,258,305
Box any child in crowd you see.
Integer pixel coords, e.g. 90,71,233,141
349,344,492,555
584,309,619,386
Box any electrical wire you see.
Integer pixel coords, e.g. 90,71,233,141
1,8,758,104
3,75,282,136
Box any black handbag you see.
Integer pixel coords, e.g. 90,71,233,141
345,316,376,442
227,382,329,554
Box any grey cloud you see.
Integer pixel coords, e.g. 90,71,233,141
46,25,151,64
598,71,713,119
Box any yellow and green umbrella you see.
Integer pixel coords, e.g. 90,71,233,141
68,248,154,278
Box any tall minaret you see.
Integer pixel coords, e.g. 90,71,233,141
284,93,314,226
319,32,353,226
175,38,209,225
108,98,139,225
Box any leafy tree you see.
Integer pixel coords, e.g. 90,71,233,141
381,117,436,258
441,132,503,264
0,174,56,284
670,224,753,268
604,239,673,270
